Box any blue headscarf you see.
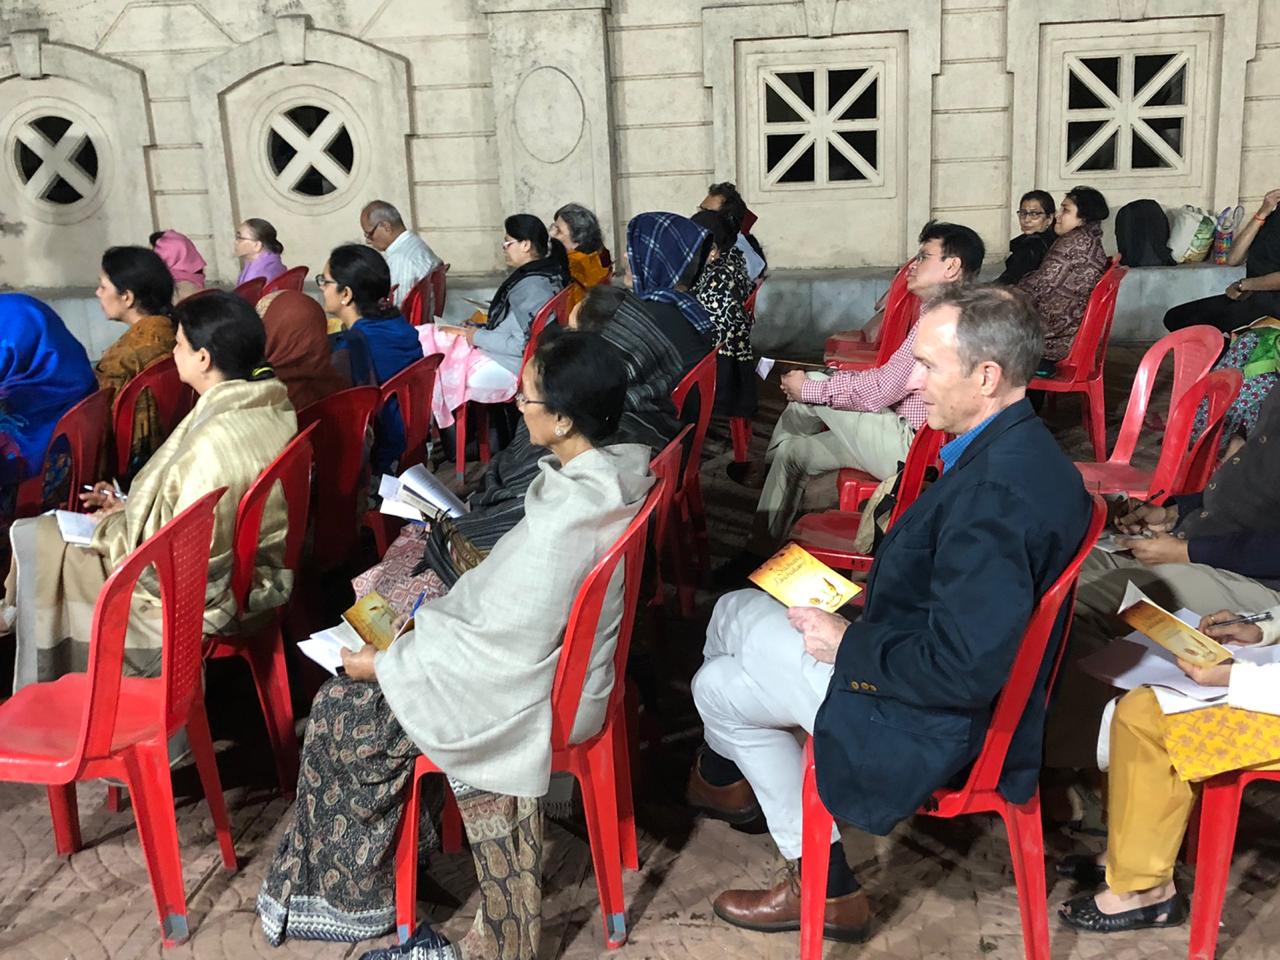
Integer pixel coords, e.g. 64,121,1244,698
626,212,714,336
0,293,96,482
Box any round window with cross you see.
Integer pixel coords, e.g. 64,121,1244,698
265,104,355,198
13,113,100,207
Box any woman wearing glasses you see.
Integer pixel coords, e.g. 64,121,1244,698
234,218,288,287
996,190,1056,285
417,214,567,434
320,244,422,473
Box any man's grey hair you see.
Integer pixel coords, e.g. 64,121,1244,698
362,199,404,228
553,202,603,254
921,285,1043,388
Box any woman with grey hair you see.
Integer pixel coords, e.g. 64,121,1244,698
550,202,612,311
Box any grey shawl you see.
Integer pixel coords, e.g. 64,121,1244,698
375,443,654,797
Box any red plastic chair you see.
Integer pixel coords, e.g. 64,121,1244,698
647,425,693,613
789,425,944,574
452,286,572,482
203,425,315,796
393,473,668,948
259,265,308,298
1185,767,1280,960
361,354,443,555
669,352,717,615
1075,328,1238,500
1028,259,1129,460
0,490,235,948
401,274,432,327
232,277,266,303
728,279,765,464
297,385,381,571
15,387,115,516
112,356,196,481
824,261,918,371
797,497,1106,960
429,261,450,317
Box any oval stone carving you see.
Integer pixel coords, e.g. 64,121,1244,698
514,67,584,164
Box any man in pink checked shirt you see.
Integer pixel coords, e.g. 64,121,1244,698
742,221,985,558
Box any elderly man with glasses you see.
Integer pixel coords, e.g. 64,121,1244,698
359,199,441,310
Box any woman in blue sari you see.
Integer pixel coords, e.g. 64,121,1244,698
0,293,96,560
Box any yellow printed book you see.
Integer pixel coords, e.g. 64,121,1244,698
342,592,410,651
749,543,863,612
1118,582,1232,666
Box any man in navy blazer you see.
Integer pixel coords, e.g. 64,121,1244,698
688,285,1092,942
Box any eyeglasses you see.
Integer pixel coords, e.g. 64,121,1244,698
1016,209,1048,219
501,238,518,249
363,221,385,241
315,273,337,288
514,391,547,409
234,233,255,242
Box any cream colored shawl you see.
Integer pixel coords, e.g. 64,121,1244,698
93,376,298,632
376,443,654,798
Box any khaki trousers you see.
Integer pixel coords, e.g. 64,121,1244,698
1044,550,1280,769
1106,687,1280,892
749,397,915,550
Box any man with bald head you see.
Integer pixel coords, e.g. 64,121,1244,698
687,285,1092,943
360,199,441,310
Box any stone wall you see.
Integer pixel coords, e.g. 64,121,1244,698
0,0,1276,287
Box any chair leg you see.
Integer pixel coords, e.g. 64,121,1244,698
186,701,237,870
106,784,127,812
1085,382,1107,462
730,416,751,463
123,743,191,947
671,495,696,618
998,794,1050,960
241,629,300,797
1189,776,1246,960
454,404,468,483
799,751,832,960
46,783,82,856
475,405,491,464
394,769,424,943
610,715,639,871
575,740,628,949
686,476,711,579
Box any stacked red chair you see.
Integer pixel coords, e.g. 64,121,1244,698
824,261,917,371
393,473,668,949
0,490,236,948
796,498,1106,960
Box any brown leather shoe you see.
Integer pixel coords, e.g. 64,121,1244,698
712,863,871,943
686,758,762,825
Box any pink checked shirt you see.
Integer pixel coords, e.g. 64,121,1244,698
799,323,927,429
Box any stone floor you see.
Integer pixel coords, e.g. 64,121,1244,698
5,346,1280,960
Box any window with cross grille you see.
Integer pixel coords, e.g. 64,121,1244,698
1063,51,1190,175
759,64,882,188
13,114,99,205
266,104,355,198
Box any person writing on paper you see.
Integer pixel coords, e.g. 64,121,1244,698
1044,384,1280,774
417,214,567,433
257,331,653,960
685,286,1092,943
1057,605,1280,933
1,292,295,687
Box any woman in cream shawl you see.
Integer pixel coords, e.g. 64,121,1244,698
2,291,296,687
258,331,654,960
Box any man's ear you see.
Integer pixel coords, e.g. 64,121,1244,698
978,360,1003,395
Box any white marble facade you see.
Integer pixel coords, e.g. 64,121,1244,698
0,0,1277,288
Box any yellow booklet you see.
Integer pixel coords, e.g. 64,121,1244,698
749,543,862,612
1118,582,1232,666
342,592,412,652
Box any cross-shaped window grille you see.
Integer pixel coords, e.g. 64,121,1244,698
267,105,355,198
14,115,99,205
760,65,882,188
1064,51,1189,174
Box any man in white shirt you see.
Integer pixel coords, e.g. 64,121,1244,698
360,200,442,311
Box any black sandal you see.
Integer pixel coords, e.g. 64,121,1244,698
1056,854,1106,887
1058,891,1187,933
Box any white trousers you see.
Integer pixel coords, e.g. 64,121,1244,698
692,589,839,859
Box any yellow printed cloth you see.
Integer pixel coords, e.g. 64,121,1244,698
1164,704,1280,781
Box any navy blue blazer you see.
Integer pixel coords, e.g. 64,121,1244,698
812,399,1091,836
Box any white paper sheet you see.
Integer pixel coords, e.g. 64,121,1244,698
399,464,467,518
756,357,776,380
53,510,96,546
297,624,365,676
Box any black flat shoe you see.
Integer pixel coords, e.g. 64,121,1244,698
1056,854,1106,887
1058,891,1187,933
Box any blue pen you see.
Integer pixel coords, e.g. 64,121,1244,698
409,590,427,617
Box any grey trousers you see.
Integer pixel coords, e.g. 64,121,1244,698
1044,549,1280,769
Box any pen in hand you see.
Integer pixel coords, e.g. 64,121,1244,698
1211,612,1275,629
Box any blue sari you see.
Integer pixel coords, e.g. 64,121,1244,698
0,293,96,486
